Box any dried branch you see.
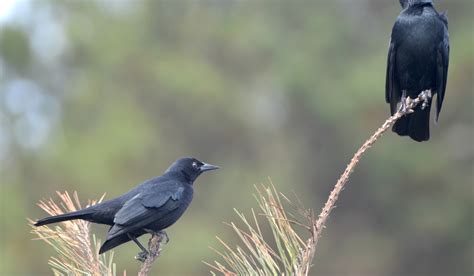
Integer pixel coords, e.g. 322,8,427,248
206,183,314,275
313,91,427,245
209,91,428,275
138,232,168,276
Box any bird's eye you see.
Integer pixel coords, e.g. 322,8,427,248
192,162,198,169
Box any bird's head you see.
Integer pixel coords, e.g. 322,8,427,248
399,0,432,9
165,157,220,182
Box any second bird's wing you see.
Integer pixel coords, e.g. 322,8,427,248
435,21,449,121
385,38,399,115
106,181,185,239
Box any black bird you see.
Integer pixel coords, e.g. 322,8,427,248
34,157,219,260
386,0,449,141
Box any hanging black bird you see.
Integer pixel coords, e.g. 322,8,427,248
34,157,219,261
386,0,449,142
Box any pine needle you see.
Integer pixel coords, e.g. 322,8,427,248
29,191,124,276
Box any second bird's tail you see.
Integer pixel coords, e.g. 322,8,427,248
99,234,132,254
392,104,431,142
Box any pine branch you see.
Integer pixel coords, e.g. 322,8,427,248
138,232,168,276
209,91,428,275
30,191,120,276
313,91,427,244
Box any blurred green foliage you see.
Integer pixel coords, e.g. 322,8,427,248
0,0,472,275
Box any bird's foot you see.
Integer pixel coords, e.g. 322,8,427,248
420,90,432,110
159,231,170,244
399,96,414,114
135,251,149,262
399,90,411,113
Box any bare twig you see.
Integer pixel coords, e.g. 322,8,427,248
292,92,428,275
313,91,427,244
138,232,168,276
209,91,428,275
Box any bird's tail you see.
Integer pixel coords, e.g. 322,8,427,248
34,209,93,227
392,105,431,142
99,234,131,254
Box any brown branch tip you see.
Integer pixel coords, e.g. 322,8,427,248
313,90,428,243
138,232,168,276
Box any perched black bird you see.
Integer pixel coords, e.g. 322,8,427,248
35,157,219,260
386,0,449,141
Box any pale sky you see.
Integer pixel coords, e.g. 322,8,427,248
0,0,20,24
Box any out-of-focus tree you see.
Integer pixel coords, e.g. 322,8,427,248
0,0,472,275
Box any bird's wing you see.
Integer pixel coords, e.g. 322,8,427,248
385,38,399,115
435,19,449,121
107,181,184,238
439,11,448,27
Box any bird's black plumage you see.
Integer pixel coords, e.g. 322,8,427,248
34,157,219,257
386,0,449,142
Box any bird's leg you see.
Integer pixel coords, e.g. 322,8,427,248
144,229,169,244
420,89,432,110
128,234,149,262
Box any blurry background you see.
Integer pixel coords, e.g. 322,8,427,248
0,0,472,275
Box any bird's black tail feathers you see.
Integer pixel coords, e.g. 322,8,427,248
34,210,92,227
99,234,131,254
393,105,431,142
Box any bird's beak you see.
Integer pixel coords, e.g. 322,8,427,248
200,163,220,172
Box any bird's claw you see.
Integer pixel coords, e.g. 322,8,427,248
406,97,415,113
420,90,432,110
399,96,414,113
135,251,148,262
159,231,170,244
